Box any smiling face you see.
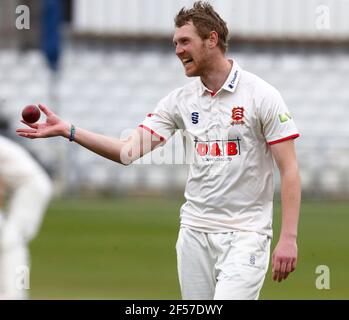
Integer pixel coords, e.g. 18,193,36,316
173,22,211,77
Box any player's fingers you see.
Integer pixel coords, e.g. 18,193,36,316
272,255,281,270
279,260,287,281
16,128,37,134
20,120,39,129
282,261,292,280
38,104,54,117
272,272,278,281
276,260,285,282
272,271,277,281
283,271,290,280
291,257,297,272
17,132,39,139
285,260,292,273
272,258,281,281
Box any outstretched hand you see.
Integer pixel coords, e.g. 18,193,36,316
16,104,69,139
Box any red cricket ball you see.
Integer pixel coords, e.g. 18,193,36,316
22,105,41,123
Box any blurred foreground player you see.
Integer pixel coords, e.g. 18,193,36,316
0,135,52,299
17,2,301,299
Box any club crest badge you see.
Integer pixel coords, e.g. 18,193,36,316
231,107,245,125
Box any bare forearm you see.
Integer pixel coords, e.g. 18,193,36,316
279,167,301,239
61,123,128,164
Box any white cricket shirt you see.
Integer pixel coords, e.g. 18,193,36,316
140,60,299,237
0,136,45,188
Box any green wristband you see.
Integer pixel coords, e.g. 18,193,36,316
69,124,76,142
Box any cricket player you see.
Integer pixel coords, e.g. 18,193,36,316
17,1,301,299
0,135,52,299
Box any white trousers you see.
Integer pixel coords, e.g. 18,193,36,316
0,244,28,300
176,227,270,300
0,175,52,300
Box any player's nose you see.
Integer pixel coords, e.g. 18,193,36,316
175,44,185,56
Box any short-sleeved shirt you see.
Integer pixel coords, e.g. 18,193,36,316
140,60,299,237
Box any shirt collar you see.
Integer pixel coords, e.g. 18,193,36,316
198,59,242,96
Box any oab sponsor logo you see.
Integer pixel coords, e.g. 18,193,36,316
194,136,242,159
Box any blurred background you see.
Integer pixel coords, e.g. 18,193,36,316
0,0,348,299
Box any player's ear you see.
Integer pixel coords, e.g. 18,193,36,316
208,31,219,49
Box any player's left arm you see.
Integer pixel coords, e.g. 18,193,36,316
270,139,301,282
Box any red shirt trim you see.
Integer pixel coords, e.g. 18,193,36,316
268,134,300,145
138,124,165,142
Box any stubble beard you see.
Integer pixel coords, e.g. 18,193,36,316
185,45,210,78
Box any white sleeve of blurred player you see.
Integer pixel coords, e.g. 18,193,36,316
0,136,53,248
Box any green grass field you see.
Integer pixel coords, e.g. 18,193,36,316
29,197,349,299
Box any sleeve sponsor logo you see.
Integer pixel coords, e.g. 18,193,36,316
278,112,292,123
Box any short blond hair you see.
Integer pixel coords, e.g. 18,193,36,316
174,1,229,53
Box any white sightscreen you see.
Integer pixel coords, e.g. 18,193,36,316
73,0,349,39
